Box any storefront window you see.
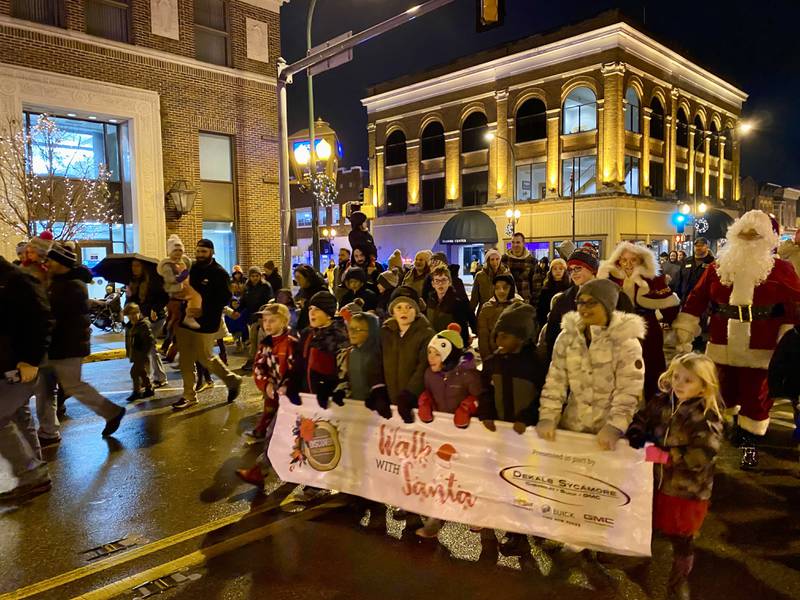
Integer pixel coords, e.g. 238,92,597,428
561,156,596,196
624,156,640,195
202,221,236,272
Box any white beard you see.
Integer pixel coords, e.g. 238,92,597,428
716,237,775,305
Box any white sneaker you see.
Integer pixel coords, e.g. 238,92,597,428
183,316,201,329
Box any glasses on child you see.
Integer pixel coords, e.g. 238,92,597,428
575,299,599,308
348,328,369,334
567,266,584,274
432,278,450,285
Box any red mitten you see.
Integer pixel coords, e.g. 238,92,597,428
417,390,434,423
453,395,478,428
645,445,671,464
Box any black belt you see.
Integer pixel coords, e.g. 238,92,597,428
710,302,784,322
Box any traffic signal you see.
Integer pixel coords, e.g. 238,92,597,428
477,0,504,31
671,212,686,234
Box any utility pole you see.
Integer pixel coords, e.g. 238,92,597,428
276,0,458,285
571,156,576,243
307,0,320,273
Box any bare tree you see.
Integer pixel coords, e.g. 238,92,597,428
0,114,116,241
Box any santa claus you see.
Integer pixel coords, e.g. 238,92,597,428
598,242,681,399
673,210,800,469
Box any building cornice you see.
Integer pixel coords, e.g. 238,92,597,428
361,22,747,114
241,0,288,13
0,15,277,87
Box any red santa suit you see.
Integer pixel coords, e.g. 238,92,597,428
598,242,681,399
673,211,800,436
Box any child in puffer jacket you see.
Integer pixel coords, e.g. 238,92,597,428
158,234,202,330
415,323,483,539
333,310,389,407
626,353,723,600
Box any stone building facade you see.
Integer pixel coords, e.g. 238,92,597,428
0,0,284,270
361,12,748,266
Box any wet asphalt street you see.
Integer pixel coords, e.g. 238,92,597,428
0,346,799,600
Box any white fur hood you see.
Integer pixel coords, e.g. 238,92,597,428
561,310,647,342
597,242,659,290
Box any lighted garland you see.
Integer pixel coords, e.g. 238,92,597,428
312,172,338,208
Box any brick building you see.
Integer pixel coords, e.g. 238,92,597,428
361,12,749,269
0,0,285,270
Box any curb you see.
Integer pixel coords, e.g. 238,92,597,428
83,335,236,364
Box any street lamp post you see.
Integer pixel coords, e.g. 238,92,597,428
306,0,320,273
484,131,518,234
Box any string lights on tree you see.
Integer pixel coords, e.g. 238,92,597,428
0,114,116,242
312,172,338,208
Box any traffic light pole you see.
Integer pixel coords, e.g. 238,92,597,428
277,0,458,284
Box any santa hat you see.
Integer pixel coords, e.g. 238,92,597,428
167,234,185,254
428,323,464,366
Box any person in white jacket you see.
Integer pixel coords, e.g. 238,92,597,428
537,278,646,450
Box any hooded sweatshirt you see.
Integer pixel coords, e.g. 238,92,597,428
335,312,383,401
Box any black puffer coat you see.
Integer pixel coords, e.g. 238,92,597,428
0,257,51,372
48,268,92,359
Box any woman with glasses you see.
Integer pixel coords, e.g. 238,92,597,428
597,242,681,399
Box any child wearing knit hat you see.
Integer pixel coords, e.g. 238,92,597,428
21,230,54,282
296,291,349,409
375,269,400,321
158,234,203,330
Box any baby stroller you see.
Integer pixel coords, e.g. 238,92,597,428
89,285,124,333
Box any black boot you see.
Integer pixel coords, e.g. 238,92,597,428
667,553,693,600
740,431,760,470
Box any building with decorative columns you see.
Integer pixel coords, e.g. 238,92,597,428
361,11,748,268
0,0,286,272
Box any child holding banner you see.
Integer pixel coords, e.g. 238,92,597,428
478,302,547,555
626,353,723,600
236,302,299,487
415,323,483,539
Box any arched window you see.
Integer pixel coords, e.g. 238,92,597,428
676,108,689,147
694,116,705,152
624,87,640,133
562,87,597,134
515,98,546,142
461,111,489,153
420,121,445,160
385,130,406,166
649,97,664,140
709,121,719,156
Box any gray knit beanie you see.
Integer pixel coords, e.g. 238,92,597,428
492,302,536,342
578,279,619,320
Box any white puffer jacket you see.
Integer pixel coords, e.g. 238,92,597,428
539,310,646,434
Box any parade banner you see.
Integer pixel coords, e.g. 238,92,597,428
268,395,654,556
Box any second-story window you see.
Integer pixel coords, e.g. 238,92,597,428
12,0,63,27
195,0,230,66
85,0,130,42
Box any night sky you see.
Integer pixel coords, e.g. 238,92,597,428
280,0,800,187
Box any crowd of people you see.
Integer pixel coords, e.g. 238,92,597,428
2,208,800,599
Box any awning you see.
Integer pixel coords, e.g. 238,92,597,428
438,210,498,244
696,208,735,240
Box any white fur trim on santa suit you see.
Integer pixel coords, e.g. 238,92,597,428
705,342,774,370
672,312,701,340
598,241,659,292
637,291,680,311
738,414,770,436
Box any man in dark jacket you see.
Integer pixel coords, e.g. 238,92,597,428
262,260,283,296
35,244,125,439
239,266,274,372
172,239,242,410
0,255,53,501
675,237,715,302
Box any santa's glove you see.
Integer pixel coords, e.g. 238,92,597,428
285,382,302,406
315,378,335,409
417,390,434,423
536,419,557,441
396,389,417,424
331,388,346,407
366,385,392,420
673,326,694,354
596,424,624,451
453,395,478,429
